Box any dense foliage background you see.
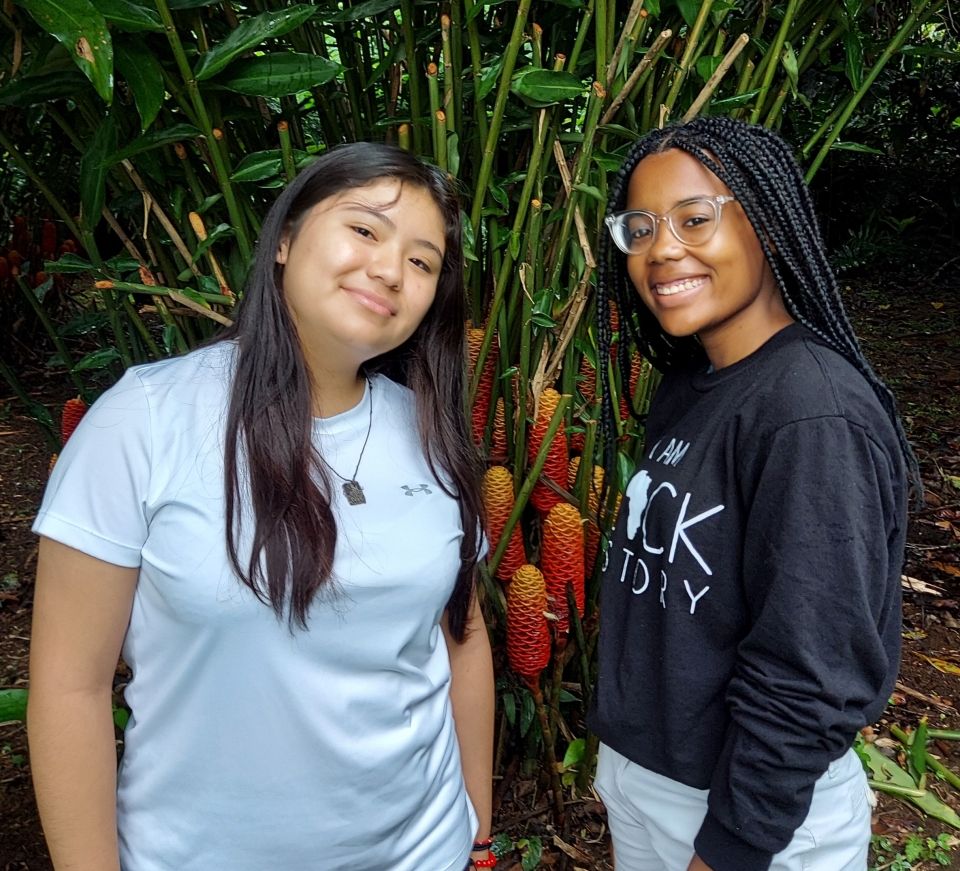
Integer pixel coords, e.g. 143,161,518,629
1,0,958,847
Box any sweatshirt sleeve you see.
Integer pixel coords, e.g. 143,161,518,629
694,415,904,870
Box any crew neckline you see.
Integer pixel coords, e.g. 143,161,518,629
312,376,375,434
690,323,805,392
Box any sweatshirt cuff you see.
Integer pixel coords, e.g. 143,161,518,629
694,811,774,871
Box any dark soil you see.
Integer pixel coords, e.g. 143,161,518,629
1,271,958,870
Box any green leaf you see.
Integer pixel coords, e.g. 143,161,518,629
230,150,284,182
707,89,761,112
92,0,162,31
102,123,201,166
79,112,117,232
114,38,164,131
477,57,504,102
843,27,864,91
519,688,536,737
214,53,342,97
113,706,130,729
17,0,113,103
191,223,234,261
676,0,700,28
44,253,95,273
72,347,121,371
520,836,543,871
695,55,721,83
573,182,605,204
323,0,399,22
193,6,318,81
502,691,516,726
0,69,90,106
511,67,584,107
167,0,218,7
781,42,799,94
0,688,28,723
830,141,884,155
561,737,585,770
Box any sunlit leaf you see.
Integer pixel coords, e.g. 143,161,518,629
193,6,318,81
44,253,95,273
16,0,113,102
72,347,122,371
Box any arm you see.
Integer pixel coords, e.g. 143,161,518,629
695,417,904,871
443,594,494,864
28,538,138,871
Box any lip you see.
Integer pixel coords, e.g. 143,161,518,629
343,287,397,317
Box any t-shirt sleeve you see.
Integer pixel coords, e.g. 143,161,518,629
694,415,904,870
33,368,153,567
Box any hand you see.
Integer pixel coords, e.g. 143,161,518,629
686,855,715,871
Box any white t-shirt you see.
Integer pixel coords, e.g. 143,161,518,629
34,342,476,871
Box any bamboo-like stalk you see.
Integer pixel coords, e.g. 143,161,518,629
467,0,534,239
892,724,960,791
683,32,750,121
663,0,715,116
154,0,252,261
440,14,456,132
763,10,830,128
530,683,566,824
748,0,800,124
805,0,942,182
600,29,673,127
277,121,296,183
400,0,424,153
96,279,236,308
605,0,646,88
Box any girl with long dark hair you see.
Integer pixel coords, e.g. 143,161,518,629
588,117,913,871
28,143,494,871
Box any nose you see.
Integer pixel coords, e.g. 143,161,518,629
368,241,403,290
645,216,684,263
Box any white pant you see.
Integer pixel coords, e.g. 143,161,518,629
595,744,871,871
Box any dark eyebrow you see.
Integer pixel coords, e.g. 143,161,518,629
341,202,444,261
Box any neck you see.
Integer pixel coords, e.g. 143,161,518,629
305,362,367,418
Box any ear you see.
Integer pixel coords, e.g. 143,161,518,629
276,235,290,265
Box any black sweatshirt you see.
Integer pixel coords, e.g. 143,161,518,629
588,324,906,871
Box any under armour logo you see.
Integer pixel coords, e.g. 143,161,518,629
401,484,432,496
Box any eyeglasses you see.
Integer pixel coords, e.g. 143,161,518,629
604,195,736,255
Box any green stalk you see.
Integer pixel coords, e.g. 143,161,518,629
463,0,489,147
567,0,595,72
154,0,251,261
763,10,829,127
468,0,534,238
121,296,163,359
440,13,456,131
594,0,608,83
278,121,297,183
928,730,960,741
427,63,443,163
800,100,846,159
748,0,800,124
805,0,941,182
663,0,714,115
487,394,572,578
400,0,424,152
531,683,566,824
100,279,237,307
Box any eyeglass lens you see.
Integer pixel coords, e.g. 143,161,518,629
614,198,722,253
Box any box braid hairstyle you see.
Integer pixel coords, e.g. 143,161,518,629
596,116,920,504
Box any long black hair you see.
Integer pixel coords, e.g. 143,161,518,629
597,116,920,499
221,142,482,637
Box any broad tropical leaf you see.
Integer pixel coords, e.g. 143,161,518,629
15,0,114,102
193,5,318,81
114,38,164,130
214,53,342,97
92,0,162,32
79,112,117,231
510,68,584,107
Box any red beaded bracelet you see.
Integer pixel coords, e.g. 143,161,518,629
471,851,497,868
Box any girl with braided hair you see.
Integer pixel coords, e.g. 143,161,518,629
587,117,914,871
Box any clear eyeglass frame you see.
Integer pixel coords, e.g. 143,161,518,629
604,195,736,255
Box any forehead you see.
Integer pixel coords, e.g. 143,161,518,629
626,148,727,209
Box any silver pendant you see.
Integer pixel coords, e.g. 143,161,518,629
342,480,366,505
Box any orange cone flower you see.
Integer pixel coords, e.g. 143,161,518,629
41,220,57,259
528,388,567,514
482,466,526,581
540,503,585,636
569,457,605,573
61,397,88,445
467,327,497,446
490,398,507,463
507,564,550,685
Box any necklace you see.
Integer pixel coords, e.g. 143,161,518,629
318,379,373,506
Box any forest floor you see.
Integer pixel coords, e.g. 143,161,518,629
0,271,958,870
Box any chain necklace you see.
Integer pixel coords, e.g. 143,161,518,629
318,379,373,506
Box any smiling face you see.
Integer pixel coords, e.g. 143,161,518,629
276,178,446,378
625,148,793,368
